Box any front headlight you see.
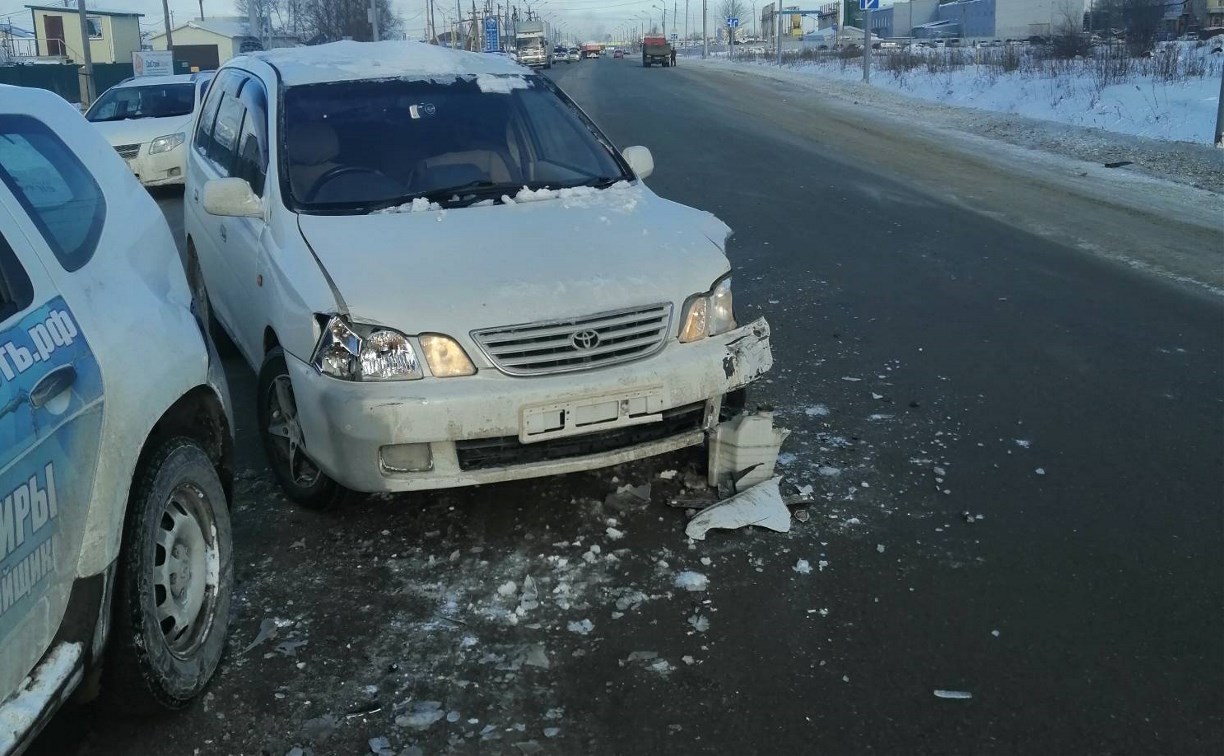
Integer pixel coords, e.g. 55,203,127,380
679,275,736,343
148,132,185,155
312,316,423,381
419,334,476,377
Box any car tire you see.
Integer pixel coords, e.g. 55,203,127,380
257,347,354,508
186,252,237,357
106,438,232,712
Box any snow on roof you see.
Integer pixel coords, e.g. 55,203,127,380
248,40,527,86
25,4,143,16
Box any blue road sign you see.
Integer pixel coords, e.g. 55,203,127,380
859,0,879,9
670,32,678,40
483,16,499,52
727,16,740,27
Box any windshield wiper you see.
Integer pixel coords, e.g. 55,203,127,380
364,181,522,213
568,176,624,189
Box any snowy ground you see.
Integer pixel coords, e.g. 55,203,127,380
694,43,1224,145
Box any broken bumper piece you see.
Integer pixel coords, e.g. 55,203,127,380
286,318,773,492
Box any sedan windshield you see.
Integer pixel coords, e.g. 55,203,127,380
86,83,195,122
282,76,632,213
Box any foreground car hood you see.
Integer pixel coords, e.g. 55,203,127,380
88,114,193,147
297,184,733,337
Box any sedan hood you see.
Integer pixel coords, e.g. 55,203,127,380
88,114,194,147
297,183,733,337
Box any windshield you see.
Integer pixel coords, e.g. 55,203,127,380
282,76,632,214
86,83,195,122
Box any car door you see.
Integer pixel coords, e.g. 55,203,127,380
187,70,267,365
0,118,105,704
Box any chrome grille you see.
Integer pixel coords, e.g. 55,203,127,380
473,304,672,376
114,144,141,159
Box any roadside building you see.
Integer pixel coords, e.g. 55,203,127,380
25,4,142,63
149,17,299,72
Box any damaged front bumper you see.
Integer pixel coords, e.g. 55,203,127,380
287,318,773,492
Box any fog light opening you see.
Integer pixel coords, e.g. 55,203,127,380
380,443,434,473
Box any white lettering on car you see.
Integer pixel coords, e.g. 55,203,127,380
0,309,77,381
0,463,58,563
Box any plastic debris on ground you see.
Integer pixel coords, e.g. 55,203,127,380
707,410,791,491
604,482,652,515
685,477,791,541
933,689,973,700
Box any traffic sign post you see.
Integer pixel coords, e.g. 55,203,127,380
483,16,499,53
858,0,874,83
727,16,738,57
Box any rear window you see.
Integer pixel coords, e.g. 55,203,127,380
0,115,106,272
86,82,196,121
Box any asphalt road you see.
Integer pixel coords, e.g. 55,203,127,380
37,58,1223,755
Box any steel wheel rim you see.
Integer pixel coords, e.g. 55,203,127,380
154,482,220,658
265,374,321,488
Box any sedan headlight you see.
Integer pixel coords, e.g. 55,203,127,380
312,316,423,381
679,275,736,343
148,132,185,155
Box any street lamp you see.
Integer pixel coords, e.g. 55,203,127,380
652,3,666,38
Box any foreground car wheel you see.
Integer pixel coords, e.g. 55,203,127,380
108,439,232,711
257,348,351,508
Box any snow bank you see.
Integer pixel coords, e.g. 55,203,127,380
697,45,1224,144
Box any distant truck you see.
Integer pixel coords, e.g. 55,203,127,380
581,42,602,59
642,35,674,67
516,19,553,68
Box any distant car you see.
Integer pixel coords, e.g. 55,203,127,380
553,46,568,63
567,47,581,62
84,72,214,187
0,85,233,751
613,48,624,58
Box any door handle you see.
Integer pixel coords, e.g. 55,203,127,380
219,224,227,242
30,365,76,409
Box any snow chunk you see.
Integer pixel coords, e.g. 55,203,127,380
804,404,830,417
566,619,594,636
475,73,529,94
688,614,710,632
605,526,625,541
374,197,442,214
674,571,709,592
793,559,812,574
933,689,973,700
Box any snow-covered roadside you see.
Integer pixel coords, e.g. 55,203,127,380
687,55,1224,194
693,46,1223,145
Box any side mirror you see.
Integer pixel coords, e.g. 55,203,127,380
622,146,654,180
201,177,263,218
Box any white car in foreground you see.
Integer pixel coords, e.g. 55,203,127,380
185,41,772,507
0,86,233,752
84,72,214,187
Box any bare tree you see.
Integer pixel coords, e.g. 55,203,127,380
1093,0,1167,53
242,0,402,43
719,0,748,38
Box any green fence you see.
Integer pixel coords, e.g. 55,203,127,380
0,64,81,103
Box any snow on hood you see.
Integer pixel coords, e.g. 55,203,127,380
249,40,528,86
297,183,733,338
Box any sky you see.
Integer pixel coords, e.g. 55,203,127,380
0,0,757,45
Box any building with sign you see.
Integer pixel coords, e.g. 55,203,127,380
25,4,142,64
149,17,300,72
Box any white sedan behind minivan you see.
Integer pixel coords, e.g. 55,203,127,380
85,72,214,187
185,41,772,508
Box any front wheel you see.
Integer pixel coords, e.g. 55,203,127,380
257,348,351,508
107,439,232,712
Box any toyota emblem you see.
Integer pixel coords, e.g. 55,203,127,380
570,329,601,350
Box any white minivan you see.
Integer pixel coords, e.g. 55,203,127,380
185,41,772,508
1,85,233,752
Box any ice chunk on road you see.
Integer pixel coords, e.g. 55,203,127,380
396,701,444,730
497,581,518,597
685,477,791,541
688,614,710,632
567,619,594,636
805,404,830,417
793,559,812,574
674,571,709,592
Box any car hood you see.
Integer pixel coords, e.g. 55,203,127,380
296,183,733,338
88,114,194,147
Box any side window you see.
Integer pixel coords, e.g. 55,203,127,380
0,115,106,273
0,230,34,323
193,73,228,155
207,79,249,175
233,80,268,195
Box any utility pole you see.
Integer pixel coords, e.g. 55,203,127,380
776,5,782,65
684,0,688,47
76,0,95,105
370,0,381,41
198,0,203,21
455,0,462,47
702,0,707,58
161,0,174,49
862,5,870,83
1215,62,1224,148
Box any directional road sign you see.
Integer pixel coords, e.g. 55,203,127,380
727,16,740,28
859,0,879,9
